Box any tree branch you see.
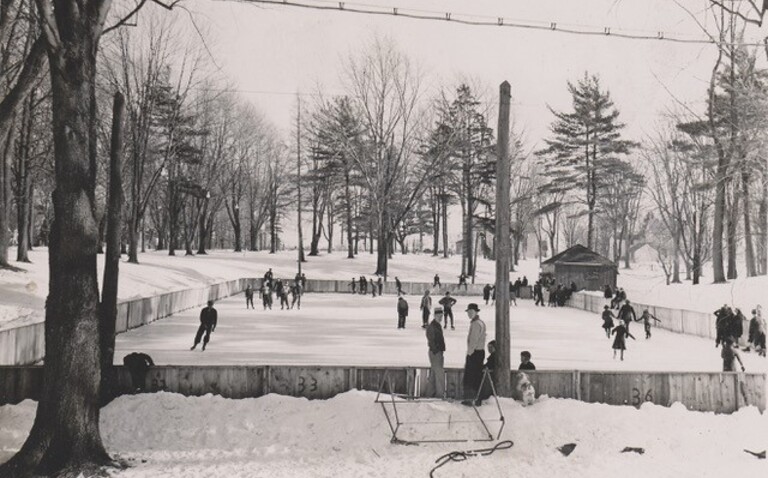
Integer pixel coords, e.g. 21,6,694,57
709,0,764,26
0,34,46,134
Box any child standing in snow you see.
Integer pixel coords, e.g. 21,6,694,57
611,322,635,361
639,309,661,339
601,306,615,338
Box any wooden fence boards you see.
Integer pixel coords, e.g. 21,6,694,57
0,365,764,413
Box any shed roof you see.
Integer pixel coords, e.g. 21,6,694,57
541,244,616,268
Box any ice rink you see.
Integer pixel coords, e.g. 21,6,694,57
115,292,768,373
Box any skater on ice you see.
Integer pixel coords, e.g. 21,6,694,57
611,321,635,361
438,291,457,330
191,300,217,351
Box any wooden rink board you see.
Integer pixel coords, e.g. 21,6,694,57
1,365,764,414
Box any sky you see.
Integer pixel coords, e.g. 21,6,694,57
134,0,768,143
107,0,768,245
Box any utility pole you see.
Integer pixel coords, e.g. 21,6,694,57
494,81,512,397
297,94,305,272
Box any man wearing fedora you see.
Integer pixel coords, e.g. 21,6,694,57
462,303,486,406
425,307,446,398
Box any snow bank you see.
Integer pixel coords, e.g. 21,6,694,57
1,391,765,477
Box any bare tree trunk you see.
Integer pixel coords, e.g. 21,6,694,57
672,225,681,283
326,197,333,253
431,187,439,256
726,185,739,280
1,11,114,475
712,171,727,282
441,191,449,258
759,176,768,275
375,209,388,276
0,120,16,268
100,92,124,405
345,170,354,258
742,172,757,277
15,90,34,262
197,198,208,254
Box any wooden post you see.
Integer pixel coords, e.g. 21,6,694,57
494,81,512,397
297,94,305,272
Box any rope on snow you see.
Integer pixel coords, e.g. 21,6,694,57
429,440,514,478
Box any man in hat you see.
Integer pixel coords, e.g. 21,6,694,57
425,307,446,398
462,303,486,406
191,300,217,351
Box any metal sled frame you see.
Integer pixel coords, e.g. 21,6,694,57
375,369,506,444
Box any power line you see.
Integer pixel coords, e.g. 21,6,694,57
227,0,768,47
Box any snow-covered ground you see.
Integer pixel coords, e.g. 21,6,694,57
4,248,767,331
115,293,768,373
1,391,766,477
3,251,768,476
0,247,528,330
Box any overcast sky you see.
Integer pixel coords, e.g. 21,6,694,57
115,0,768,246
156,0,768,143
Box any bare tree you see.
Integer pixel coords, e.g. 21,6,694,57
341,36,423,276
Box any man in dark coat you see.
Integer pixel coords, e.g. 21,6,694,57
290,282,301,310
123,352,154,392
521,276,528,287
350,277,357,294
360,275,367,295
426,307,446,398
395,276,403,296
264,268,274,288
618,300,637,332
714,305,730,347
420,290,432,327
513,278,522,295
397,296,409,329
433,274,441,287
438,291,457,329
533,282,544,306
482,284,492,305
604,284,613,300
458,273,468,290
377,276,383,296
245,285,255,309
261,284,272,310
191,300,217,351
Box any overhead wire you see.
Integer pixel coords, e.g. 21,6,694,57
226,0,768,47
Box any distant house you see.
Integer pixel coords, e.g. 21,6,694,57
540,244,617,291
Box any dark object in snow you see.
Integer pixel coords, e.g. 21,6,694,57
429,441,514,478
558,443,577,456
621,447,645,455
743,449,766,459
123,352,154,392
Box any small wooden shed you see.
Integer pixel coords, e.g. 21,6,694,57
540,244,617,291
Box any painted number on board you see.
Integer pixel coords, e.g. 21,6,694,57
298,375,318,394
631,388,653,406
151,376,166,391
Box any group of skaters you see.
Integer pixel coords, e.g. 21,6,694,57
712,304,766,371
423,302,536,405
350,275,385,296
480,276,530,306
599,298,659,360
244,268,305,311
526,278,577,307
